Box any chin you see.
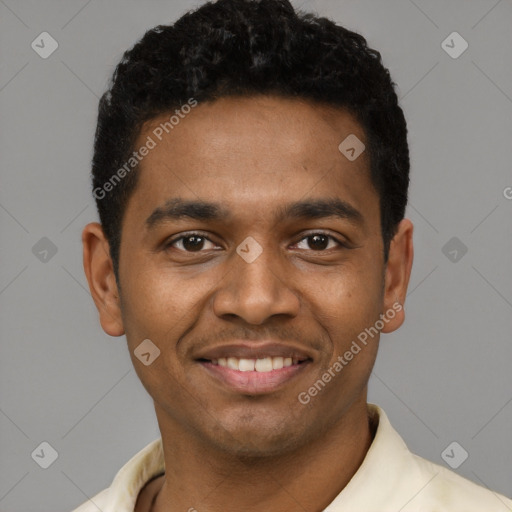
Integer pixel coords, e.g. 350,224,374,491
208,417,307,459
218,436,302,459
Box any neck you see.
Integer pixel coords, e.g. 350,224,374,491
151,400,376,512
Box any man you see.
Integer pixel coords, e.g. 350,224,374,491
74,0,512,510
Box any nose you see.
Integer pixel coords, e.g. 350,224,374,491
212,242,300,325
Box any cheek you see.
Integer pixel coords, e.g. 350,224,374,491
312,260,382,321
307,271,382,403
306,258,383,362
119,267,204,411
119,261,216,349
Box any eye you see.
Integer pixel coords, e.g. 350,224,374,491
293,233,345,251
165,232,219,253
164,231,347,254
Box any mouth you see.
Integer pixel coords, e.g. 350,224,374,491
195,343,313,394
204,356,306,372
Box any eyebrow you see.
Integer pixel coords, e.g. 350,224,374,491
145,197,364,229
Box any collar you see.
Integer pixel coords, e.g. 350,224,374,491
102,403,412,511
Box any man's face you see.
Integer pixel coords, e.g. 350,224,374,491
116,96,390,456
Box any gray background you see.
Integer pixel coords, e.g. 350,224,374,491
1,0,511,510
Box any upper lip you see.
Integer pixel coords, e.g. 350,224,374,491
194,341,314,362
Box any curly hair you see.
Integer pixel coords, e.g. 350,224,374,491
91,0,409,279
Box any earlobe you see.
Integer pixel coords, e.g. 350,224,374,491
82,222,125,337
380,218,414,334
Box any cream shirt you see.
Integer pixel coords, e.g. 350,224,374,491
72,404,512,512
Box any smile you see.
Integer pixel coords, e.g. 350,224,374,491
209,356,303,372
198,357,311,394
194,341,314,393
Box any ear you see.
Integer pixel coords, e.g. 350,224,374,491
82,222,125,337
380,218,414,333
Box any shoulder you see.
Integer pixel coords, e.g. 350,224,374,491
409,453,512,511
360,405,512,512
70,488,110,512
68,437,164,512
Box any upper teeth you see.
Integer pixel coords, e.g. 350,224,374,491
211,356,297,372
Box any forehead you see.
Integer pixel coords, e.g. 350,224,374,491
128,95,379,229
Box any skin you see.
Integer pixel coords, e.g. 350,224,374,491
83,95,413,512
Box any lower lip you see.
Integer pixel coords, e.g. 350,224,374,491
199,361,311,394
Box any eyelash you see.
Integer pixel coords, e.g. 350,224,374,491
164,231,347,253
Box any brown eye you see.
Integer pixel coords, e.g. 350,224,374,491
181,235,206,251
294,233,344,251
166,233,218,252
306,234,329,250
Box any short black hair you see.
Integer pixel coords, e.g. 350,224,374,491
91,0,409,280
